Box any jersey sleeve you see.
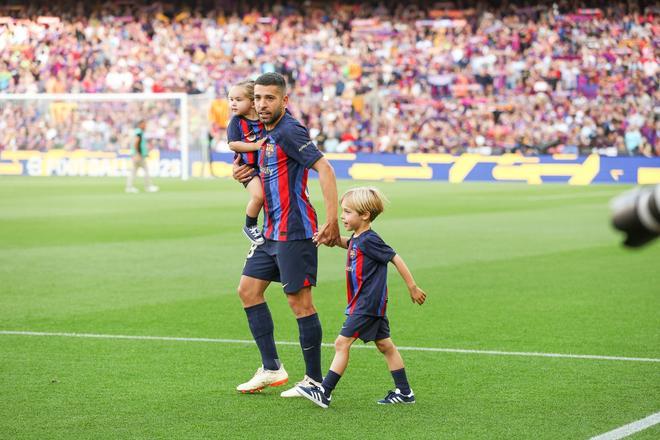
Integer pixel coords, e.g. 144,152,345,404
278,121,323,169
227,116,243,142
359,233,396,264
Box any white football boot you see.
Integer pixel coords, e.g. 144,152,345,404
236,365,288,393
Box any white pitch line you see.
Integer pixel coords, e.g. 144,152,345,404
589,412,660,440
1,330,659,363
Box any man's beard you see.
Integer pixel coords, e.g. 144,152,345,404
261,107,283,125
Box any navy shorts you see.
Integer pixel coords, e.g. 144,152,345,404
234,153,259,188
242,239,317,294
339,314,390,343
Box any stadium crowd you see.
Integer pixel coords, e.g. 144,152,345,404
0,1,657,156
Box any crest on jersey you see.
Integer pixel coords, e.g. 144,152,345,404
349,248,357,260
265,143,275,157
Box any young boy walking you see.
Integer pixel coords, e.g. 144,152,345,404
298,187,427,408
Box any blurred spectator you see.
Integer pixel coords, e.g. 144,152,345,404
0,1,657,156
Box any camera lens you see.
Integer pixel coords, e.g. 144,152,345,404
611,185,660,248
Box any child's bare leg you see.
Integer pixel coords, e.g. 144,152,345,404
314,335,355,398
245,177,263,219
375,338,412,395
242,177,264,244
329,335,355,375
375,337,404,370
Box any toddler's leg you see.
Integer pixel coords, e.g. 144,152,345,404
242,177,264,244
245,177,264,221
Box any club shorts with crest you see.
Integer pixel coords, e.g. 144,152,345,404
242,239,317,294
339,314,391,343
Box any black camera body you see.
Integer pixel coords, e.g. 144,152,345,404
611,185,660,248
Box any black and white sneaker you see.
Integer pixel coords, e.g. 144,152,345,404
377,388,415,405
243,225,264,245
296,384,331,409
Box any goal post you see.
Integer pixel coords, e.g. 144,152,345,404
0,92,209,180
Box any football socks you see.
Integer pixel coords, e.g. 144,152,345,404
246,215,258,227
297,313,323,382
321,370,342,398
245,303,280,371
391,368,411,395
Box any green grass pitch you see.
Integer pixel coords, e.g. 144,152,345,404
1,176,658,439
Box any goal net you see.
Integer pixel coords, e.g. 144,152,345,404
0,92,214,180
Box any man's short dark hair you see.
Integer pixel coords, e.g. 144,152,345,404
255,72,287,93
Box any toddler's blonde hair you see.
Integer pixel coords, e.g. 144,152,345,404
340,187,389,222
231,80,255,100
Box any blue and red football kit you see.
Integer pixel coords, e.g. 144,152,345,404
242,111,323,294
340,229,396,342
345,230,396,316
257,111,323,242
227,115,264,175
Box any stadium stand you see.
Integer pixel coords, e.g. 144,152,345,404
0,1,657,156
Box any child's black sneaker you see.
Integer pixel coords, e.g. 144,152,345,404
377,388,415,405
243,225,264,245
295,384,331,409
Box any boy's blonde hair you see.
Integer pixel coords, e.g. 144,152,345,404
340,187,389,222
231,80,255,100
